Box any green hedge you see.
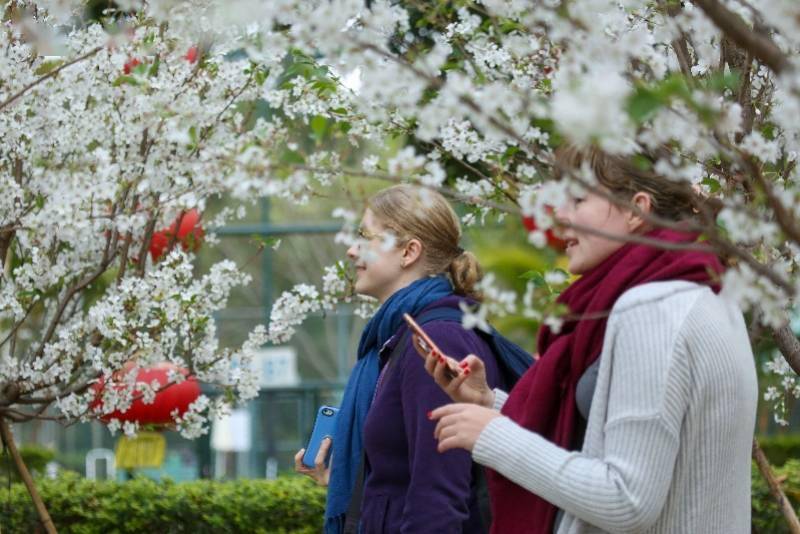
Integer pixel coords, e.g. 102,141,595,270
752,459,800,533
0,472,326,533
0,445,55,484
759,434,800,467
0,461,798,532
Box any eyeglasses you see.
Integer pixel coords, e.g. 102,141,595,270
356,227,383,241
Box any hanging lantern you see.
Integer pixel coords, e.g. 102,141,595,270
522,213,567,252
93,362,201,426
149,209,204,262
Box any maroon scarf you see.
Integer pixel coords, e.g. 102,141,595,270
487,229,724,533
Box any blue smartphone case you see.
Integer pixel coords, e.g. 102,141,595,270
302,405,339,469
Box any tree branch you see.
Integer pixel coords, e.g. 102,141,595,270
693,0,790,74
772,322,800,376
29,251,118,363
753,437,800,534
0,418,57,534
0,46,103,111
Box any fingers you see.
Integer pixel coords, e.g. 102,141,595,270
412,334,430,360
431,409,467,453
433,412,460,441
461,354,484,374
430,402,467,421
444,367,470,398
314,437,331,469
437,434,464,453
294,448,311,474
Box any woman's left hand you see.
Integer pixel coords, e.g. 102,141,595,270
429,403,502,453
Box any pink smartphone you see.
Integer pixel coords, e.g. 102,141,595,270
403,313,458,378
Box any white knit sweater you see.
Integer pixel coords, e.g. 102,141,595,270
473,281,758,534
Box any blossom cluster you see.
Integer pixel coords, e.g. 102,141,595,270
4,0,800,430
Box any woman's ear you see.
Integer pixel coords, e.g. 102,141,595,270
401,238,423,269
628,192,652,232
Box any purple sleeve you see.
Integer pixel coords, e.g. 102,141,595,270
398,321,499,534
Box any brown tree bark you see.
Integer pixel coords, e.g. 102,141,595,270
0,418,57,534
693,0,790,74
753,438,800,534
772,323,800,376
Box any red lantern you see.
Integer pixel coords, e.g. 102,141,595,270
92,362,201,425
123,57,142,75
149,209,204,262
522,214,567,251
184,45,199,63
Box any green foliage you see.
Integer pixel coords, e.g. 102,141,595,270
627,74,691,124
759,434,800,467
1,460,797,532
0,473,326,533
469,220,558,353
0,445,55,484
752,459,800,533
627,71,742,126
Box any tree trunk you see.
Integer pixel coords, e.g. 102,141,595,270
753,437,800,534
0,418,57,534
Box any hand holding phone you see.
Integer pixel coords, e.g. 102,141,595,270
403,313,459,379
404,313,495,408
301,406,338,470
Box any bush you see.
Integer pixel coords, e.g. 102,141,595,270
752,459,800,534
0,472,326,533
1,461,797,532
758,434,800,467
0,445,55,484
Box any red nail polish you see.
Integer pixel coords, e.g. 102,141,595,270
427,411,433,419
438,356,444,364
459,361,468,368
464,368,471,375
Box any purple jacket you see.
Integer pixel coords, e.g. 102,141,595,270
360,296,501,533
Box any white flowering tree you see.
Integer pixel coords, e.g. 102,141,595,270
3,0,800,530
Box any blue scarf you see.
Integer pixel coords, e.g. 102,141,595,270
324,275,454,533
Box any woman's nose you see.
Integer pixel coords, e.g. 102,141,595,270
554,203,569,223
346,243,358,260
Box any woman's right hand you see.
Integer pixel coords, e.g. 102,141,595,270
412,334,495,408
293,437,331,486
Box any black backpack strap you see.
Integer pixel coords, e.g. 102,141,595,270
343,330,410,534
343,458,365,534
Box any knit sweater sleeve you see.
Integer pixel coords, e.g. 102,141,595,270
472,289,694,533
492,388,509,411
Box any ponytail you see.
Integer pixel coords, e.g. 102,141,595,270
449,250,483,301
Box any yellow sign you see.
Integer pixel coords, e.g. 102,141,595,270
115,432,166,469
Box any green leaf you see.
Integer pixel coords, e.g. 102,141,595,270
255,67,269,86
310,115,328,142
148,57,160,77
282,150,306,165
631,154,653,171
627,75,691,124
627,87,663,124
250,235,281,249
701,176,721,193
706,71,740,92
520,270,546,287
34,60,63,76
112,75,140,87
